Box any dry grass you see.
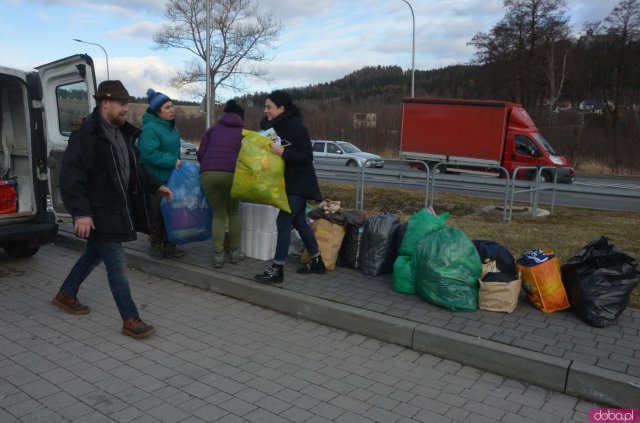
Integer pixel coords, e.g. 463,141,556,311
576,160,640,177
320,181,640,309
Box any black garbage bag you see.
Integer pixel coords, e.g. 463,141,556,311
561,237,640,328
359,213,401,276
338,223,363,269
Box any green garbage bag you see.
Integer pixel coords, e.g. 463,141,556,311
415,227,482,311
231,130,290,212
398,209,448,257
393,255,416,295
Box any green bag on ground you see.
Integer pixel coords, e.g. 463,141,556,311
231,130,290,212
398,209,448,257
393,255,416,295
414,227,482,311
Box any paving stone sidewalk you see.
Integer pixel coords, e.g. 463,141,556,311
54,225,640,408
0,244,601,422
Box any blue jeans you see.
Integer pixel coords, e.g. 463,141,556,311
274,194,319,263
59,239,139,320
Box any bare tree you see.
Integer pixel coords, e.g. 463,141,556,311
544,43,568,114
469,0,570,108
598,0,640,171
153,0,281,116
602,0,640,117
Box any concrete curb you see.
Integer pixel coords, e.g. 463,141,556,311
296,295,418,348
412,324,569,392
566,362,640,408
53,232,640,408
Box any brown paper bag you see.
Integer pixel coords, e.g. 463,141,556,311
301,219,346,271
478,260,522,313
478,278,522,313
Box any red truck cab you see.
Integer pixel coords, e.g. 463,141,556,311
504,106,575,183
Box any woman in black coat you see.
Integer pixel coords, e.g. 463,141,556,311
254,90,326,284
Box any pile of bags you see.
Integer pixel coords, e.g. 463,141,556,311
161,129,639,328
303,205,639,328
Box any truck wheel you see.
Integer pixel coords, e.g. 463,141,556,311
346,160,358,167
4,242,40,258
539,171,553,183
429,163,446,174
532,171,553,183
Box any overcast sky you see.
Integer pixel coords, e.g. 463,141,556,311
1,0,617,102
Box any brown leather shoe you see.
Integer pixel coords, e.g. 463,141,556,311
122,317,155,339
51,292,90,315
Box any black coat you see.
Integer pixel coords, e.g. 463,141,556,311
60,108,162,242
260,112,322,202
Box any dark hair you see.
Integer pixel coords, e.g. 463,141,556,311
267,90,301,118
223,99,245,120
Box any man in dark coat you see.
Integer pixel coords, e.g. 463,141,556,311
51,80,171,339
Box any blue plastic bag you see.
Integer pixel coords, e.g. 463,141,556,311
160,161,212,245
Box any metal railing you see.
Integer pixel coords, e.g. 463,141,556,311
182,155,639,218
506,166,559,222
314,160,567,223
428,162,512,222
358,159,430,211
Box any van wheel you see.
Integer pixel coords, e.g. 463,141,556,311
4,242,40,258
346,160,358,167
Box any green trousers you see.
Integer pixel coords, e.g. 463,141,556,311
199,171,241,252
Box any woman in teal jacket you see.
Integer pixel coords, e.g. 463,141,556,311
138,88,184,259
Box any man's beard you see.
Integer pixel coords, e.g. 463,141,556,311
110,113,127,126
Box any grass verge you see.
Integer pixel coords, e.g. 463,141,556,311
319,181,640,310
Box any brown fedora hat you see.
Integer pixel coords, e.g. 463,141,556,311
93,80,130,102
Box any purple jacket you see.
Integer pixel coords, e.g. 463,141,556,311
197,112,244,173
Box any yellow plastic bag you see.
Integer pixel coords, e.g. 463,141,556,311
231,130,290,212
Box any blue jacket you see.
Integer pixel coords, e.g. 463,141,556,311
138,112,181,183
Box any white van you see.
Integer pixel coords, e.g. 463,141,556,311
0,55,96,257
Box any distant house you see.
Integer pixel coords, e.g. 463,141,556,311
554,100,572,112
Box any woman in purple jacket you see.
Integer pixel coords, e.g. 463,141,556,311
197,100,245,268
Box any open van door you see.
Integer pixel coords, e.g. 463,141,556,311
36,54,96,222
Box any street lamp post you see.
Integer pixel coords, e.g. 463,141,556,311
73,38,110,80
400,0,415,97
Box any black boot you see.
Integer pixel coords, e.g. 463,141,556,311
254,264,284,284
297,255,327,274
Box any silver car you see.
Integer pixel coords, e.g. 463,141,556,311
311,140,384,168
180,140,198,155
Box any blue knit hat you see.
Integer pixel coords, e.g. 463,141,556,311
146,88,171,112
